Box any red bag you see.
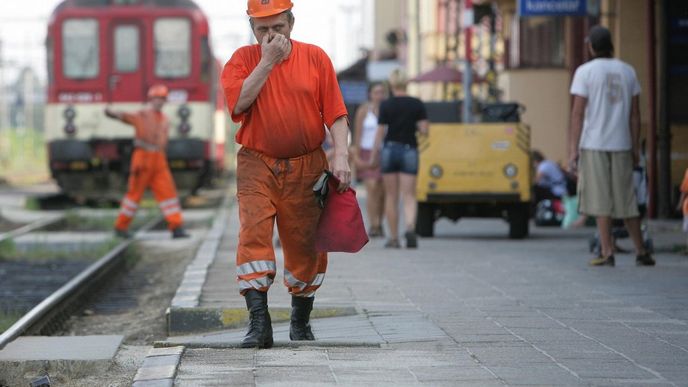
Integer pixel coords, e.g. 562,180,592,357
314,172,369,253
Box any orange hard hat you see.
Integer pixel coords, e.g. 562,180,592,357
246,0,293,18
147,84,168,99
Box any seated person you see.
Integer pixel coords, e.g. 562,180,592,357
532,150,567,203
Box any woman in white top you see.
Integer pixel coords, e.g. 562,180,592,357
352,82,387,237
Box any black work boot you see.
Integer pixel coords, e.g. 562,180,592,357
241,290,273,348
290,296,315,341
172,227,190,239
114,228,131,239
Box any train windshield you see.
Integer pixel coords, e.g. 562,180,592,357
154,18,191,78
62,18,99,79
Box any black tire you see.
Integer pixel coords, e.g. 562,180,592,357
508,204,530,239
416,202,436,237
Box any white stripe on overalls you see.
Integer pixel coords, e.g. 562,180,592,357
159,198,180,216
284,270,326,291
239,277,274,291
237,260,277,276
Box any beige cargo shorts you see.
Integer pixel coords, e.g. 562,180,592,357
577,149,639,219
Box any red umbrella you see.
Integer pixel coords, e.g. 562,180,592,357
410,65,484,83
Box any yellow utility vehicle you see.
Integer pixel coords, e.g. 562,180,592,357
416,103,531,239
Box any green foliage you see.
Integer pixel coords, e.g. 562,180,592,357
0,128,48,184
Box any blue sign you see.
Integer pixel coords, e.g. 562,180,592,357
338,81,368,104
518,0,588,17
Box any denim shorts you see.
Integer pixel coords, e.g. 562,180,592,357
380,142,418,175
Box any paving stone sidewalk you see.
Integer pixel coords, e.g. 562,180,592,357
170,191,688,386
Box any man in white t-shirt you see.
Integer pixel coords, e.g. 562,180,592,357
569,25,655,267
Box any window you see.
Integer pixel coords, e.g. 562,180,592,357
62,18,99,79
114,25,140,72
154,18,191,78
509,16,565,68
200,37,211,83
47,37,54,84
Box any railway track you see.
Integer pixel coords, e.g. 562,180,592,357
0,215,162,350
0,215,64,245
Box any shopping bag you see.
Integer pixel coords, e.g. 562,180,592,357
313,171,369,253
561,195,580,229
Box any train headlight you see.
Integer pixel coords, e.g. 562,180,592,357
178,123,191,135
63,106,76,121
64,123,77,135
178,105,191,120
429,164,443,179
177,105,191,135
503,163,518,178
63,106,77,136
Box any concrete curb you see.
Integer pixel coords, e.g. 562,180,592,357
153,340,381,349
167,306,357,336
168,189,232,310
131,346,184,387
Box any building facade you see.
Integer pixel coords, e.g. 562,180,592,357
370,0,683,217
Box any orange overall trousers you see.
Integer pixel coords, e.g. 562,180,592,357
235,147,328,297
115,148,183,231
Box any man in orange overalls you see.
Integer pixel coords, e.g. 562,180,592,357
222,0,351,348
105,84,189,239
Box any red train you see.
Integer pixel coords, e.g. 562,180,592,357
45,0,227,199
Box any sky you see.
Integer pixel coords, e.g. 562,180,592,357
0,0,372,85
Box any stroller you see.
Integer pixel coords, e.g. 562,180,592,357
534,167,578,227
535,198,565,226
588,166,654,255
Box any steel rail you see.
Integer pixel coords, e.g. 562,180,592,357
0,215,65,244
0,216,162,350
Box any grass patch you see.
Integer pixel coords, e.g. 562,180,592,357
0,239,17,256
0,311,23,333
43,210,155,232
0,238,121,261
63,211,118,231
24,197,41,211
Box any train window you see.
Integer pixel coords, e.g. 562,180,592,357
47,37,54,85
62,19,99,79
200,37,211,83
114,25,140,72
154,18,191,78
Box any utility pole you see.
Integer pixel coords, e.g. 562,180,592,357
462,0,473,123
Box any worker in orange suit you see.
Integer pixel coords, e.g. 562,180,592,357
221,0,351,348
104,84,189,240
